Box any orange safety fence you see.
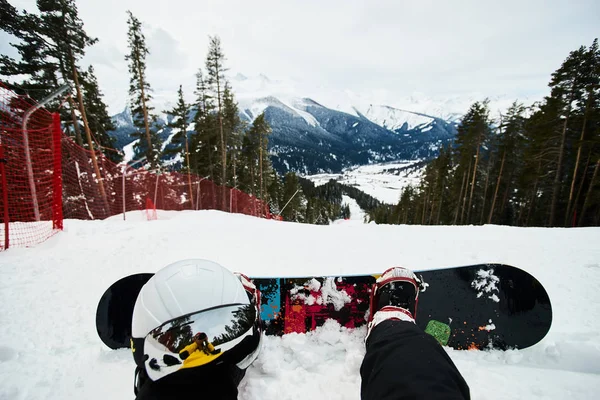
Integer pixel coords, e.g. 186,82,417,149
0,82,274,250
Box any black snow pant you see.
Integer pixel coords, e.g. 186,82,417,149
360,320,470,400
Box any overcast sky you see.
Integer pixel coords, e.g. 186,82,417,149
2,0,599,114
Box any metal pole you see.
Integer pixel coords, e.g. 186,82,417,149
279,189,300,217
154,172,160,210
22,84,70,221
195,176,209,211
196,180,200,210
0,142,9,249
121,156,146,221
122,165,127,221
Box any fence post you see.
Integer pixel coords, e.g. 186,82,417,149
154,172,160,210
0,141,9,249
22,84,69,222
51,113,63,230
122,167,127,220
196,180,201,210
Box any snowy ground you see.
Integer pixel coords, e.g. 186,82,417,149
1,210,599,399
339,195,367,223
306,160,424,204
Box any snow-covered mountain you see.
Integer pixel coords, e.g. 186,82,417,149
110,73,525,173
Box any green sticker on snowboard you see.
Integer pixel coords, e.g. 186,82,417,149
425,320,451,346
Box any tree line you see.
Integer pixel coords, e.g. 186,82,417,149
0,0,350,224
369,39,600,227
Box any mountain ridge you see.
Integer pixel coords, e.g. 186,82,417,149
108,76,459,174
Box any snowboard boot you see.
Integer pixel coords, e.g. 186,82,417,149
366,267,426,341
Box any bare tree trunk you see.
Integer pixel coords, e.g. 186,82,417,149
488,151,506,224
67,97,84,146
480,153,493,224
134,53,154,167
526,160,542,226
185,134,193,208
453,170,467,225
499,170,514,223
69,49,108,214
467,136,482,223
461,159,473,224
428,187,436,225
579,158,600,226
207,137,213,180
565,92,592,226
516,198,526,226
573,149,593,225
232,147,237,189
250,162,255,196
259,133,263,199
421,186,429,225
436,180,444,225
550,87,576,226
214,74,227,210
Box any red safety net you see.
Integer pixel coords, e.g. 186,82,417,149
0,84,63,250
60,138,272,221
1,82,273,250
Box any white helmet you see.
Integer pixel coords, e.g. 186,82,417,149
131,259,262,384
132,259,249,339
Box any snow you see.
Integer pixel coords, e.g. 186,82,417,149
229,73,537,124
122,139,139,163
471,268,501,302
362,104,434,131
1,211,600,399
308,161,425,204
339,195,366,223
161,129,180,151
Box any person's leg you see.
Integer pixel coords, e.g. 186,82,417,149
360,319,470,400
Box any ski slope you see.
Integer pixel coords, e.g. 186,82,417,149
0,210,599,399
307,160,424,204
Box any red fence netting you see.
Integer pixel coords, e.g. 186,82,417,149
1,82,273,250
0,84,62,249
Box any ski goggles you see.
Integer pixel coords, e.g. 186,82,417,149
135,303,257,381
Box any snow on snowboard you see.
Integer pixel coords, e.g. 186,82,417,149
96,263,552,351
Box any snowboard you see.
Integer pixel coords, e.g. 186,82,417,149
96,264,552,351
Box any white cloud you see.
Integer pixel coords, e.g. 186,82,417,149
4,0,599,115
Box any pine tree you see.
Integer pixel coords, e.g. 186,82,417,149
165,85,193,206
0,1,60,101
487,102,526,224
205,35,228,208
266,169,282,215
451,101,492,224
80,65,121,163
239,112,272,198
281,172,305,222
547,45,588,225
0,0,102,151
222,82,243,188
164,85,190,163
565,39,600,226
125,10,161,168
190,68,218,179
